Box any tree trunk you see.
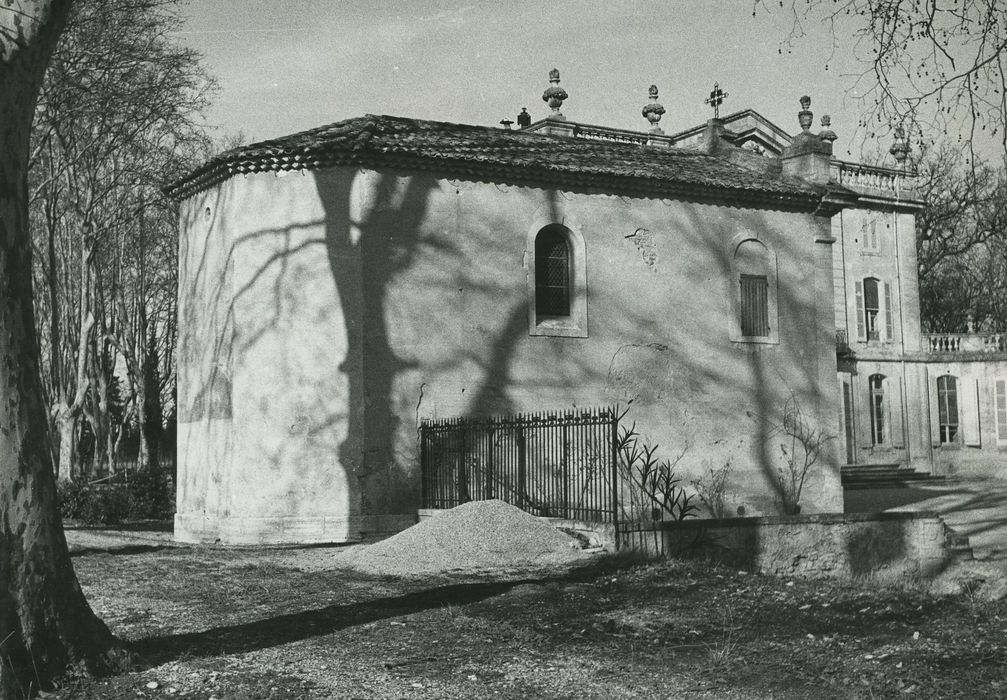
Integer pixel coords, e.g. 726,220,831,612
0,1,127,694
54,403,76,481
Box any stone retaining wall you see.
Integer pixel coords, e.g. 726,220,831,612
551,511,950,580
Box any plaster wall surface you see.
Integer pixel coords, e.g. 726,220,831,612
177,166,844,543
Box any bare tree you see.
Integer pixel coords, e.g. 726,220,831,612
914,146,1007,331
0,0,128,694
756,0,1007,160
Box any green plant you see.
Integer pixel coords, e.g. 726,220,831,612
691,458,733,518
57,472,169,525
615,420,697,522
125,466,175,520
771,394,835,515
56,478,89,520
80,485,129,526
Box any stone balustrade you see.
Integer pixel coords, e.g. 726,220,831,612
830,159,913,195
925,333,1007,353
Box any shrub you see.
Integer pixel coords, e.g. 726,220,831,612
615,419,697,522
82,485,130,525
771,395,835,515
57,466,175,525
126,466,175,520
691,458,733,519
57,478,89,520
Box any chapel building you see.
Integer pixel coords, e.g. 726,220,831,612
166,71,1007,545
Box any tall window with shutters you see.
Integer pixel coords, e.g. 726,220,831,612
937,375,959,444
863,278,880,340
854,276,894,343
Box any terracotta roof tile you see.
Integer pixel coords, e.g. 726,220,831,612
164,114,824,208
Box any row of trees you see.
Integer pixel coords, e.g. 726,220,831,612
28,0,212,480
1,0,213,693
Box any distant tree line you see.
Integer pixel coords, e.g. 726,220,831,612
914,148,1007,334
28,0,214,480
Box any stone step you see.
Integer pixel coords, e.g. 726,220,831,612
842,463,905,472
841,467,947,490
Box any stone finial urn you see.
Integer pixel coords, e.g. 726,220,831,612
798,96,813,132
818,114,837,143
642,84,666,134
542,68,568,120
889,125,910,165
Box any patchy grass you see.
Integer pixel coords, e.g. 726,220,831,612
49,543,1007,699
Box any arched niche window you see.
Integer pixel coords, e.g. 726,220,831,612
854,276,894,342
527,223,587,338
729,237,778,344
936,374,959,444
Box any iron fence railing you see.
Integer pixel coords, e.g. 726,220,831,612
420,406,619,523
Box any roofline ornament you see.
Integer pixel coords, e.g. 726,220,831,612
642,84,666,134
542,68,568,121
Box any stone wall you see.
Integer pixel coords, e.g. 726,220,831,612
616,512,949,580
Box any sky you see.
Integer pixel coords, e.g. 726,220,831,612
170,0,953,163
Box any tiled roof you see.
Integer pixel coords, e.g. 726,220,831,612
164,114,824,207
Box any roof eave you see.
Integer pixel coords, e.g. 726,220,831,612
162,153,821,212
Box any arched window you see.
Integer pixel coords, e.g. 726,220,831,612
869,373,885,445
534,228,570,317
937,375,959,444
527,222,587,338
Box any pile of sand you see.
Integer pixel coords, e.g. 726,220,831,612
342,499,587,576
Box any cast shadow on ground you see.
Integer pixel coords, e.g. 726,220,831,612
131,577,535,664
843,486,973,513
127,556,640,666
69,544,170,558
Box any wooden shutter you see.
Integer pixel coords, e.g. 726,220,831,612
928,371,941,446
842,380,856,463
961,376,981,446
740,275,769,337
995,378,1007,446
860,376,876,447
883,282,894,341
885,376,905,448
855,280,865,340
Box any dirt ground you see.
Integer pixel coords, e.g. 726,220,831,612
42,527,1007,699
